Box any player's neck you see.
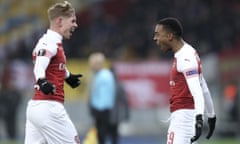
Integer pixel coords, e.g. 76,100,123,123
49,25,62,37
172,39,184,53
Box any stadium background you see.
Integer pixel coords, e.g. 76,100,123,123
0,0,240,143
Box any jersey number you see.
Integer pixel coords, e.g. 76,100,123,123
168,131,174,144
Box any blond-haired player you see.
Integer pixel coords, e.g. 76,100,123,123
24,1,82,144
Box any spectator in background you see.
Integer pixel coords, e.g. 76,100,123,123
109,66,130,144
0,60,22,140
223,80,239,122
88,52,116,144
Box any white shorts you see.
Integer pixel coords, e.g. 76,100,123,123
167,109,197,144
24,100,80,144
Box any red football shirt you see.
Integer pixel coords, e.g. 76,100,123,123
169,43,203,113
32,30,67,103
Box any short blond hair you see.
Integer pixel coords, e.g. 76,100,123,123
48,1,75,21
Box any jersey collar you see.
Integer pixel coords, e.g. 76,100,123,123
47,29,63,42
174,42,187,58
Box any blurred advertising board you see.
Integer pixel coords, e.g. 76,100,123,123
65,59,172,109
113,61,171,109
219,47,240,83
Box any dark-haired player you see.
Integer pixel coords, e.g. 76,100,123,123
153,17,216,144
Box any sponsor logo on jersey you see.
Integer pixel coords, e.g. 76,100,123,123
59,63,66,70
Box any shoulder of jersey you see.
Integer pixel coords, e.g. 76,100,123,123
177,44,196,62
36,34,58,51
184,43,196,53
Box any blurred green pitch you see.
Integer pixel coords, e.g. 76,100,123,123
200,138,240,144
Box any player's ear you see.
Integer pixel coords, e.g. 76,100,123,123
167,32,174,41
55,16,63,27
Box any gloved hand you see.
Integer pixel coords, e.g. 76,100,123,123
191,114,203,143
65,73,82,88
206,116,216,139
37,78,55,95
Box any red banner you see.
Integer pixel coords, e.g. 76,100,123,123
219,47,240,83
113,61,171,109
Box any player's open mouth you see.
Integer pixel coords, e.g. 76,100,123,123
70,27,75,34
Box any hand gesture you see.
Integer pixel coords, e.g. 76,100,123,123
37,78,55,95
65,73,83,88
206,116,216,139
191,114,203,143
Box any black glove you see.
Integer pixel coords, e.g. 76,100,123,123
65,73,82,88
191,114,203,143
206,116,216,139
37,78,55,95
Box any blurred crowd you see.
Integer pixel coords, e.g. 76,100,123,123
66,0,240,59
0,0,240,61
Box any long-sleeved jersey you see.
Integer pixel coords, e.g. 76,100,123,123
32,29,70,103
169,42,215,117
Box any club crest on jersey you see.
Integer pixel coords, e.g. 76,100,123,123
37,49,46,56
169,80,175,86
